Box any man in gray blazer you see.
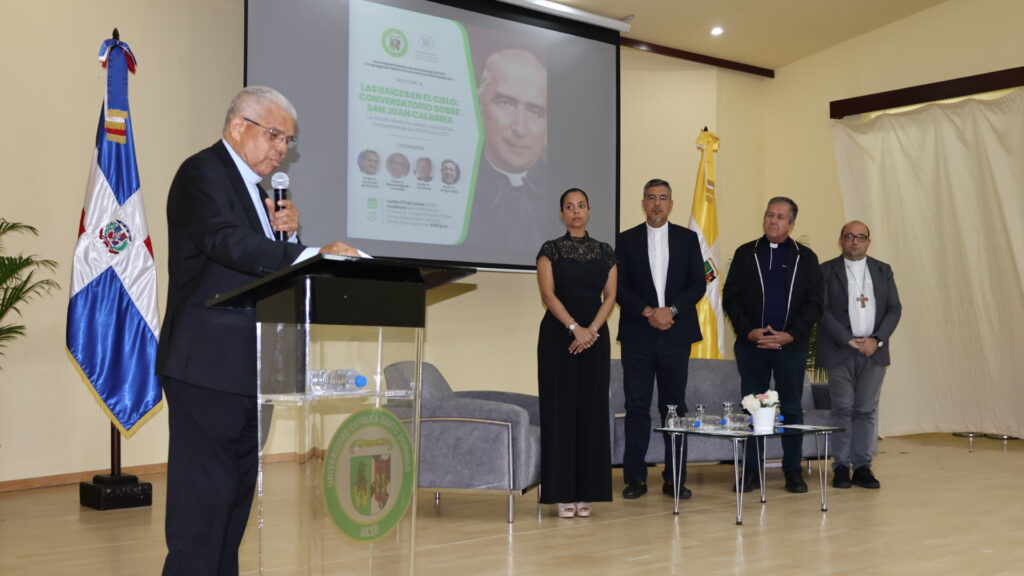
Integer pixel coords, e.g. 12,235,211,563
818,221,902,490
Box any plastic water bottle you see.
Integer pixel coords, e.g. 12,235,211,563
308,369,368,394
694,404,706,428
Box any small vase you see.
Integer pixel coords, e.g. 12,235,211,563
752,407,776,432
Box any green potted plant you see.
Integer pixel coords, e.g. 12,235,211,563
0,218,59,360
794,234,828,383
805,322,828,383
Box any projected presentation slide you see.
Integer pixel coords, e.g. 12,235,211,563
247,0,618,269
346,0,480,247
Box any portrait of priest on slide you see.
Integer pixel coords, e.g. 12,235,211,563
465,47,558,259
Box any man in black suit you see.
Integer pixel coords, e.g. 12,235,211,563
818,220,901,489
157,86,357,576
616,179,706,500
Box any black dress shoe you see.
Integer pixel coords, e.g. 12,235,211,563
851,466,881,489
662,482,692,499
732,475,759,493
622,481,648,499
832,464,852,489
784,469,808,493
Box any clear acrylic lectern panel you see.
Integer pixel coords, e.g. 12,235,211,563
206,255,474,576
256,323,422,576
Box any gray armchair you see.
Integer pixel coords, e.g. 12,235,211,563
383,361,541,522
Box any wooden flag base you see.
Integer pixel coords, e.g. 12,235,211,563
80,473,152,510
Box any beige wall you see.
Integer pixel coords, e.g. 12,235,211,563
715,69,770,263
762,0,1024,436
618,48,716,221
2,0,1019,482
1,0,245,482
764,0,1024,251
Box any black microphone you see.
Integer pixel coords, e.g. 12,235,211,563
270,172,289,241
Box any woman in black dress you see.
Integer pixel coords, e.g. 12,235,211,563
536,188,617,518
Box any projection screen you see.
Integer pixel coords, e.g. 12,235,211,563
246,0,620,269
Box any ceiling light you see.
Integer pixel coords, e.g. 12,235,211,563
710,26,724,36
494,0,632,32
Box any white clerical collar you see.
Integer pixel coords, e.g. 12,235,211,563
769,242,779,248
222,138,262,187
844,257,867,268
646,222,669,234
488,160,527,187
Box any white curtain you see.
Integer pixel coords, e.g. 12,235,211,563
832,88,1024,438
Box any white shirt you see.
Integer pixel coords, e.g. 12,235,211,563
844,258,876,337
222,139,320,263
646,222,670,307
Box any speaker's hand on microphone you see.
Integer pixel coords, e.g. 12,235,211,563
264,197,301,235
319,241,360,257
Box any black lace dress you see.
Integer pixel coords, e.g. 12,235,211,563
536,232,616,504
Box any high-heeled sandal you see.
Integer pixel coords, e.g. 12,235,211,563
557,503,576,518
575,502,592,517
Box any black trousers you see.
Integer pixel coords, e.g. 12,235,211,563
162,377,258,576
621,334,690,485
734,342,806,473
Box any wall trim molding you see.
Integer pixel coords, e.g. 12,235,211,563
830,66,1024,118
620,37,774,78
0,452,302,493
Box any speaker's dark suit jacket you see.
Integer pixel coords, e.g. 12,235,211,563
157,140,309,575
615,222,705,346
818,256,902,368
156,140,305,394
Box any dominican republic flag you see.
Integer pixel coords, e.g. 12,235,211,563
66,37,161,437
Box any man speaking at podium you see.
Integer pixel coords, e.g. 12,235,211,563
157,86,358,576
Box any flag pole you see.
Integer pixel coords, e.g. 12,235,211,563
110,423,121,476
81,422,150,510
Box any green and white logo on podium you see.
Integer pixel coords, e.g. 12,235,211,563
323,408,414,542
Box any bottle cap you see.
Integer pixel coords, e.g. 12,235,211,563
355,375,368,388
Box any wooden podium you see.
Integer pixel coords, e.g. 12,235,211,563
208,255,473,575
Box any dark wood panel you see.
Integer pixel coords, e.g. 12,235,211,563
620,37,775,78
830,66,1024,118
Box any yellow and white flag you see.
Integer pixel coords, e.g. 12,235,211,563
689,129,723,359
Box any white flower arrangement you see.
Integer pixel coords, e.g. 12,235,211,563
741,390,780,413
